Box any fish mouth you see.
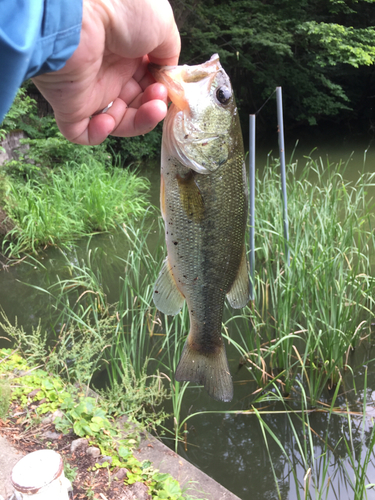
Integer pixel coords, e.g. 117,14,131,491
149,54,221,111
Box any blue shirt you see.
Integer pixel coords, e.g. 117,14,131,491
0,0,82,122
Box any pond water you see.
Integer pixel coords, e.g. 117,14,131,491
1,135,375,500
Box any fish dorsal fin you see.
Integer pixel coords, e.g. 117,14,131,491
153,257,185,315
226,248,250,309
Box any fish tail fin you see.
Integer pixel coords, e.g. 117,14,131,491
175,340,233,402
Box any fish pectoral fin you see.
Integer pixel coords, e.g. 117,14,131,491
153,257,185,315
176,170,204,222
226,248,250,309
175,339,233,402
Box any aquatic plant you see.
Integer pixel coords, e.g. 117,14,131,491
230,154,375,403
11,152,374,417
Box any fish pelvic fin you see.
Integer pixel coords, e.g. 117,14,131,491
227,247,250,309
153,257,185,315
175,339,233,402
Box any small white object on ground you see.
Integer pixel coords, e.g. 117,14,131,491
86,446,100,458
11,449,72,499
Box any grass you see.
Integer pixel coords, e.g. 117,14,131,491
2,159,150,256
0,379,11,419
250,378,375,500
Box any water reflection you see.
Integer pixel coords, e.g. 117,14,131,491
166,348,375,499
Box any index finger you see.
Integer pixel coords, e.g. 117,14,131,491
148,16,181,66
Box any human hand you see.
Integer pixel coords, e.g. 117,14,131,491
32,0,180,145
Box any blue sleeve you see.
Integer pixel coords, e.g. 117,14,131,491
0,0,82,122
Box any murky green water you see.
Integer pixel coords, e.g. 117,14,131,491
1,137,375,500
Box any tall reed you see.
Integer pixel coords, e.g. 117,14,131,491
232,155,375,403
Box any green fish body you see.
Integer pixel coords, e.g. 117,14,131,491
150,54,250,402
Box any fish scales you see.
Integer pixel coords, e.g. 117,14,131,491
150,54,250,402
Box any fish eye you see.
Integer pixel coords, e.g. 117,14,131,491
216,86,232,105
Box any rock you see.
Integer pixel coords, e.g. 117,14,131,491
51,409,64,422
119,482,151,500
70,438,89,454
97,455,113,465
41,414,53,424
86,446,100,458
43,431,62,441
113,468,128,481
0,130,29,166
27,388,41,399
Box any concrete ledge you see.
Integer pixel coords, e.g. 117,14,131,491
134,431,241,500
0,436,24,499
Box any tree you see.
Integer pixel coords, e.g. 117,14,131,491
170,0,375,132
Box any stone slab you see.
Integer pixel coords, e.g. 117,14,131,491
134,432,241,500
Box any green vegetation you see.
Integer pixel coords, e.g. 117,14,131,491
229,154,375,403
3,160,149,256
172,0,375,131
0,379,11,419
1,154,374,498
2,82,375,497
1,86,161,171
0,349,192,500
1,5,374,496
0,88,151,257
252,379,375,500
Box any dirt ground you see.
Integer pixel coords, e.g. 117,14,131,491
0,403,150,500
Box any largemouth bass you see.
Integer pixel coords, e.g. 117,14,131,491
150,54,250,402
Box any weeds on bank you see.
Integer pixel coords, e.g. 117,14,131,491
0,308,168,432
0,349,191,500
0,379,11,419
2,159,150,256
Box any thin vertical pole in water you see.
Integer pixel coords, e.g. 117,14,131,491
249,114,256,302
276,87,290,265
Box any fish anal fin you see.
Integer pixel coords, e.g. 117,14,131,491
153,258,185,315
227,248,250,309
175,339,233,402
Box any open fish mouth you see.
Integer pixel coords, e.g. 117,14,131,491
149,54,221,111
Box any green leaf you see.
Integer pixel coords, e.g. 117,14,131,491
89,422,101,433
118,446,132,459
42,379,54,390
91,416,104,424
